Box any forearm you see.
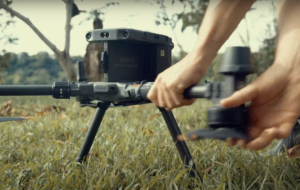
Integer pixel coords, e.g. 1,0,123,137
274,0,300,72
190,0,256,67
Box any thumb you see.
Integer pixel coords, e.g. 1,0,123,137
220,83,258,108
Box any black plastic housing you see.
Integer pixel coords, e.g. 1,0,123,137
87,28,174,82
207,105,247,128
219,46,254,75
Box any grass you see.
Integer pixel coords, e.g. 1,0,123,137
0,96,300,190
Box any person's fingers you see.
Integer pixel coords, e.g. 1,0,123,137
220,83,259,108
225,124,262,147
245,128,277,151
182,98,197,106
236,139,248,148
275,122,295,139
247,127,263,139
164,80,182,107
226,138,239,146
147,83,157,102
167,90,182,109
162,90,174,110
245,123,294,150
157,89,167,108
251,112,297,130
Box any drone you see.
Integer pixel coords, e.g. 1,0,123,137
0,28,254,179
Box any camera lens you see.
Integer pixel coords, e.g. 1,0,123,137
86,32,92,40
123,31,129,38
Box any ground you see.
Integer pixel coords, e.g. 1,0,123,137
0,96,299,189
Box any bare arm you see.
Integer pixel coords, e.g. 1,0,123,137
273,0,300,72
147,0,256,110
190,0,256,68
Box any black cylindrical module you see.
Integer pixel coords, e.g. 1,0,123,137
0,85,53,96
219,46,254,75
77,61,87,82
207,105,247,128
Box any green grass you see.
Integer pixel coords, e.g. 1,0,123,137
0,96,300,189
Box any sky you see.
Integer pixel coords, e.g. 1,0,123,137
0,0,278,57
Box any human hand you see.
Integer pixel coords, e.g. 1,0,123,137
220,63,300,151
147,52,210,110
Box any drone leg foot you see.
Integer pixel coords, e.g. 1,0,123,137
76,102,110,163
158,108,202,181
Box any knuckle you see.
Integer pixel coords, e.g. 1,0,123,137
158,102,167,108
278,130,290,139
270,129,286,139
184,100,194,106
166,107,172,111
157,74,163,82
165,82,172,89
147,93,154,100
174,101,181,107
177,84,185,92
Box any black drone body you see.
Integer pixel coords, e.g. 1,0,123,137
0,28,254,180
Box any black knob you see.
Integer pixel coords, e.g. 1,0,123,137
77,61,87,82
219,46,254,75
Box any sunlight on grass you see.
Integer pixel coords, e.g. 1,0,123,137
1,96,300,189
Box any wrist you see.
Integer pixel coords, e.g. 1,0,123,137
188,42,218,69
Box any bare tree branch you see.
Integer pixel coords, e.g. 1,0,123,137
0,0,61,55
238,32,247,46
64,0,73,54
159,0,184,52
244,16,250,46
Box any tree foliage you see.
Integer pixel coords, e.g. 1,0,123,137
79,2,119,25
0,49,12,83
155,0,209,33
0,0,18,45
0,0,119,81
1,52,83,84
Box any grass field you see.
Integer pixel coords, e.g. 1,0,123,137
0,96,300,190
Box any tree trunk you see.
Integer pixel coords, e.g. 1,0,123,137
56,51,76,81
0,0,77,82
83,18,105,81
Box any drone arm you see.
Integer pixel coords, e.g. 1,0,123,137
0,82,214,103
0,85,53,96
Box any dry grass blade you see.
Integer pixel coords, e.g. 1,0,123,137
143,129,156,136
149,113,161,121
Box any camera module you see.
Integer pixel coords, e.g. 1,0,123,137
123,30,129,38
86,32,92,40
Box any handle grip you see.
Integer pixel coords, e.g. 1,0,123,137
138,83,211,101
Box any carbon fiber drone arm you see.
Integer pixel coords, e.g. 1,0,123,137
0,81,210,102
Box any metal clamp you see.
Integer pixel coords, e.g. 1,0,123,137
136,80,147,98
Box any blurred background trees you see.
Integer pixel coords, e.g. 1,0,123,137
0,0,118,82
0,0,278,85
